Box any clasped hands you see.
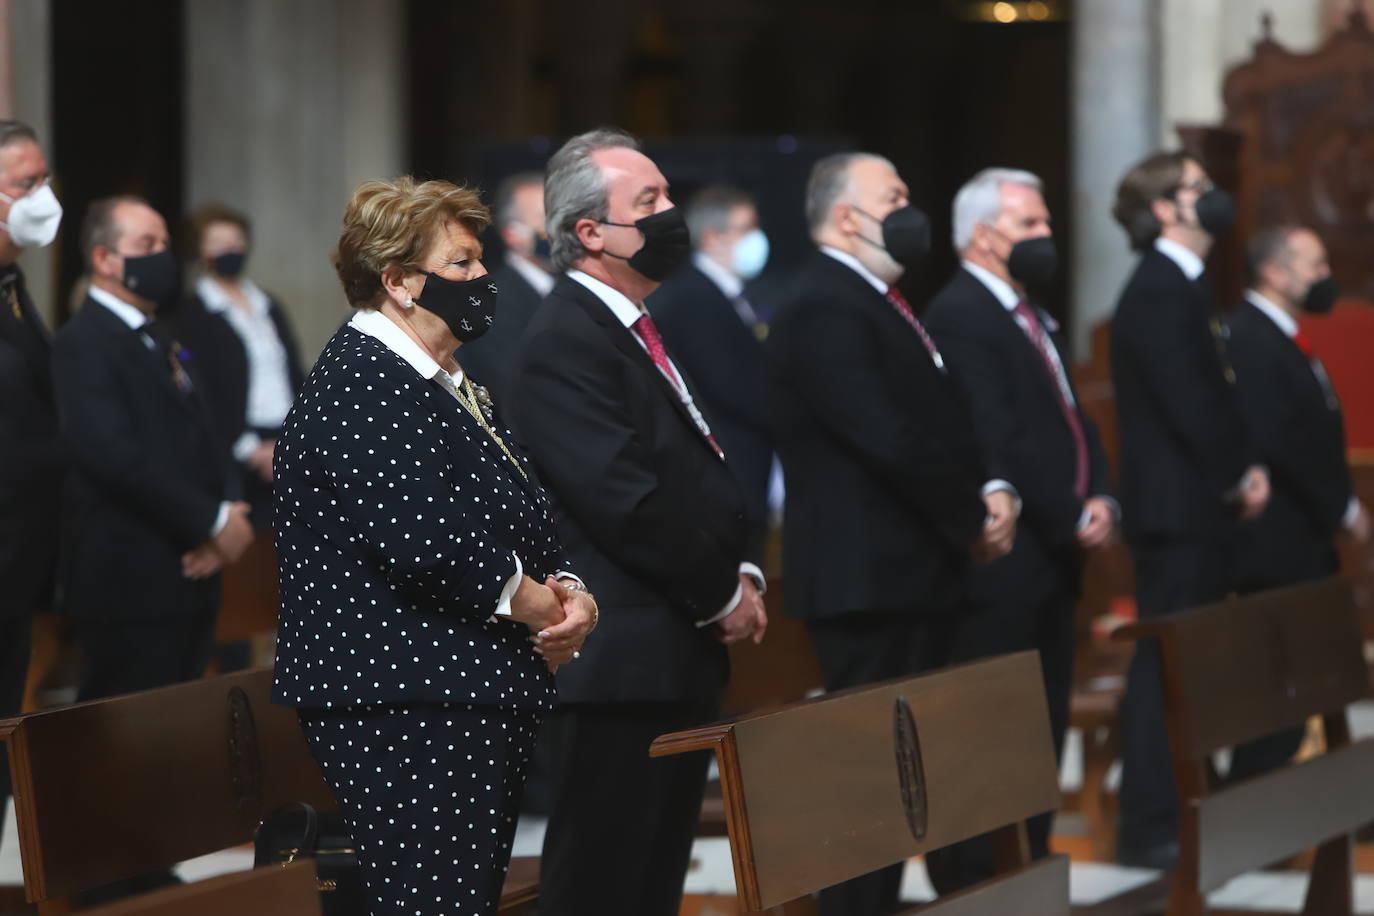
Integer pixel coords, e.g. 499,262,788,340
512,575,598,673
182,500,255,580
972,489,1017,563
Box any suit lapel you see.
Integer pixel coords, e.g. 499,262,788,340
561,277,719,455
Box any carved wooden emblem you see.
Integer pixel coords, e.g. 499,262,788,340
893,695,928,841
227,686,263,811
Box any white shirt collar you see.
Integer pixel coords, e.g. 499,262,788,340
692,251,744,300
1153,236,1205,281
505,252,555,298
348,308,464,385
567,269,645,329
87,285,149,330
960,260,1021,310
819,245,890,295
1244,289,1299,338
196,274,271,317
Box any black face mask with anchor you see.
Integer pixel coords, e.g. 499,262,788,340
414,272,500,342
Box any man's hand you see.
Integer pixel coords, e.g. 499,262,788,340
1238,465,1270,520
212,501,254,564
715,574,767,646
247,439,276,483
1347,501,1371,546
181,542,224,579
973,489,1016,563
1077,497,1117,549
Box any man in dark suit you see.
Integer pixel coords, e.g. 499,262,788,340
515,128,767,916
767,151,1016,913
648,185,775,561
0,119,63,838
53,196,255,705
1226,225,1368,780
1108,151,1269,868
459,171,554,409
925,167,1118,873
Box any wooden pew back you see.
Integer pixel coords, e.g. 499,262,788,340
0,667,334,905
79,861,321,916
651,651,1067,913
1115,578,1374,913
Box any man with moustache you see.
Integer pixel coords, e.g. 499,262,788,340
924,167,1117,882
0,119,64,840
458,171,554,406
1225,225,1369,780
515,128,766,916
53,197,254,707
1108,151,1268,868
767,152,1016,913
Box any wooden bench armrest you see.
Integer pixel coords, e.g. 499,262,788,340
77,862,320,916
649,723,735,757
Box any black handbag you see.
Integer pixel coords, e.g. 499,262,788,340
254,802,365,916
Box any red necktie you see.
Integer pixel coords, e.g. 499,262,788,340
632,314,724,458
1293,330,1315,359
884,287,943,368
1013,300,1089,500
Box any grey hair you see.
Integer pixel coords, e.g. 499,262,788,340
544,127,642,271
685,185,753,250
952,167,1043,252
804,152,894,236
0,120,38,178
492,170,545,230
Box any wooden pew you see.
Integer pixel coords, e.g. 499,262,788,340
650,650,1070,914
0,667,541,914
1114,577,1374,916
79,861,320,916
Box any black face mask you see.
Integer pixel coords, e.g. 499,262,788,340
532,234,552,263
1007,236,1059,288
212,251,247,279
600,207,692,282
855,205,932,270
1193,188,1236,236
122,249,181,305
1301,276,1339,315
415,271,499,343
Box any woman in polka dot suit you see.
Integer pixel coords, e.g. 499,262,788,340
272,177,597,915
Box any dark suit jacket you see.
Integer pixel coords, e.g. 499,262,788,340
766,252,988,620
170,288,305,453
1228,300,1351,589
1109,249,1251,542
926,267,1114,606
0,265,62,616
514,275,747,704
648,263,773,560
272,323,565,710
457,260,548,410
52,294,237,621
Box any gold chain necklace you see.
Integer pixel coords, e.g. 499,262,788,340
445,374,528,482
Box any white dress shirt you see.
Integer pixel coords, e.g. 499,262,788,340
349,308,583,617
506,253,556,298
1154,236,1205,281
1243,289,1360,529
565,270,765,626
88,284,233,538
196,276,296,461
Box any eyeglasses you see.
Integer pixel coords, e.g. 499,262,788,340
1,172,51,196
1175,178,1213,196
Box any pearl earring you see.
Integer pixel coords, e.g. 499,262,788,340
404,297,417,308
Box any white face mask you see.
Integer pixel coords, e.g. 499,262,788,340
0,184,63,249
731,228,770,280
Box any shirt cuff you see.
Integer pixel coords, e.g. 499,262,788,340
494,554,523,617
981,479,1022,518
210,501,232,538
554,570,585,589
695,563,767,629
232,430,263,463
1077,495,1122,532
1343,496,1362,531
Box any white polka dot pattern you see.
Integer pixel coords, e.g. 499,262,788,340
271,324,567,710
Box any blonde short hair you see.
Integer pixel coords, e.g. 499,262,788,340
334,177,491,310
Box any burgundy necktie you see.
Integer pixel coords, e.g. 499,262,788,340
1012,299,1089,500
632,314,724,458
884,287,943,369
